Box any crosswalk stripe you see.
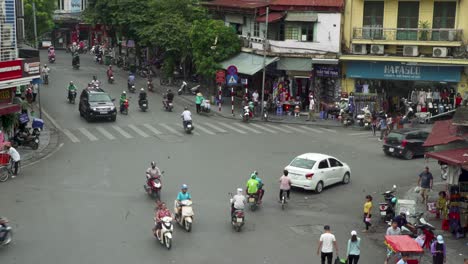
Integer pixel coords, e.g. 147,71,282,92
218,123,247,134
78,128,98,141
112,125,133,139
195,125,216,135
159,123,183,136
96,127,116,140
234,123,262,134
281,125,307,134
143,124,163,135
128,124,149,138
320,127,337,133
203,123,227,133
299,125,323,134
193,130,201,136
349,132,369,136
62,129,80,143
250,123,278,134
263,124,292,133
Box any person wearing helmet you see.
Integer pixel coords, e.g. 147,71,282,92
146,161,161,179
127,72,135,90
139,88,147,106
153,202,172,239
175,184,192,217
119,91,127,113
246,173,260,199
67,81,77,101
41,64,50,82
181,107,192,129
107,65,113,79
251,171,264,203
166,89,174,102
231,188,246,216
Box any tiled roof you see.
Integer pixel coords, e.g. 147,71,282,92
202,0,269,9
271,0,344,8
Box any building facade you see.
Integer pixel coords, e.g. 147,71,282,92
342,0,468,116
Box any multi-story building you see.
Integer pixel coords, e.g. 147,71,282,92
341,0,468,116
203,0,343,105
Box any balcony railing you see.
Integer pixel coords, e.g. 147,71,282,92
353,27,462,42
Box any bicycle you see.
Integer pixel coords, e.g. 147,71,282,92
280,190,287,210
0,154,20,182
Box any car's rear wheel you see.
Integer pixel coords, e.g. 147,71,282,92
315,181,324,193
403,150,414,160
342,173,350,184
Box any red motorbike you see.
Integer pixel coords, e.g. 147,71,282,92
144,176,162,201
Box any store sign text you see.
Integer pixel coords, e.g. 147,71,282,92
383,65,421,79
0,88,13,105
0,60,23,81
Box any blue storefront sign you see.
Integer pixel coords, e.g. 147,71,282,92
347,61,462,82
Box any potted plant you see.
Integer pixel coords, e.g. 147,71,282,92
419,20,431,41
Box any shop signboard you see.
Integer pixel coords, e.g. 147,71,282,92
0,88,13,105
315,65,340,77
347,61,462,82
0,60,23,82
22,58,41,78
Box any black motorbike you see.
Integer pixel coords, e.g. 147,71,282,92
379,186,397,222
12,130,40,150
68,90,77,104
72,55,80,70
139,99,148,112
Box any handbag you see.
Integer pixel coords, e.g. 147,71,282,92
334,257,347,264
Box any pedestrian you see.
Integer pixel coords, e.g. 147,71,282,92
371,115,377,136
395,113,403,130
32,82,38,102
436,191,447,219
317,225,338,264
378,116,388,141
346,230,361,264
195,92,203,114
307,93,316,121
455,93,463,108
385,220,401,264
387,115,393,132
4,143,20,178
431,235,446,264
362,195,372,232
417,166,433,204
396,254,409,264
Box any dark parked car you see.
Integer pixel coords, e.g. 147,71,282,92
79,88,117,122
383,128,431,160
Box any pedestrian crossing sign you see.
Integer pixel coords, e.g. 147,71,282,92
226,74,238,86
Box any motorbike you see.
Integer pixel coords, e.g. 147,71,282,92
200,99,211,113
0,217,12,247
72,56,80,70
120,99,129,115
183,120,194,134
356,106,372,129
68,90,77,104
144,176,162,201
229,193,245,232
108,75,114,84
48,55,55,63
127,83,136,93
139,99,148,112
178,81,199,95
12,130,40,150
174,200,194,232
340,110,354,127
163,99,173,112
147,80,154,92
242,106,251,122
247,193,260,211
95,53,103,64
155,216,173,250
379,185,397,221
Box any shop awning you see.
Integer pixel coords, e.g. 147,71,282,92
285,12,318,22
256,12,285,23
0,76,40,90
453,106,468,126
276,57,311,71
220,52,279,76
384,235,423,253
423,120,467,147
426,148,468,168
311,58,339,65
0,104,21,116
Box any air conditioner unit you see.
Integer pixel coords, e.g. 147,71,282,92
433,47,448,58
439,30,456,41
1,24,14,47
403,46,419,57
352,44,367,55
370,45,384,55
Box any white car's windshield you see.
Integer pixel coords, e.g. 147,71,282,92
290,158,316,170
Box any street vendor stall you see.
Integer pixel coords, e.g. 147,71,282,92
385,235,424,264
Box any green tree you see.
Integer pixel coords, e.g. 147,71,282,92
23,0,56,43
190,19,241,78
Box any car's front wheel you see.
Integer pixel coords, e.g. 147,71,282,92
315,181,324,193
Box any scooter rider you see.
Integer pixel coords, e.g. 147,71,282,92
246,174,260,200
251,171,264,203
107,65,113,79
128,72,135,89
163,89,175,109
146,161,161,179
181,107,192,129
119,91,127,113
175,184,192,217
67,81,77,101
91,76,100,87
153,202,172,239
231,188,246,216
139,88,147,106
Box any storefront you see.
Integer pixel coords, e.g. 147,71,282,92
344,61,463,115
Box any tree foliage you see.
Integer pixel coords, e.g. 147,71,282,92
190,19,241,78
23,0,56,43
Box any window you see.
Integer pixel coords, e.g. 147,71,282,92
230,23,242,35
285,23,314,41
301,25,314,42
285,24,300,40
253,22,260,37
328,158,342,167
89,94,112,103
318,160,329,169
397,2,420,40
362,1,384,39
289,158,316,170
433,2,456,28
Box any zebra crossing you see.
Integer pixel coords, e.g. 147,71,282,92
59,122,338,143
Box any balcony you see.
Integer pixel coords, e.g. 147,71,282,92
352,27,463,47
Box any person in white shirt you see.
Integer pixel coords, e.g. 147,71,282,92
317,225,339,264
181,107,192,128
32,83,39,102
5,144,20,178
307,93,316,121
252,90,259,103
231,188,246,216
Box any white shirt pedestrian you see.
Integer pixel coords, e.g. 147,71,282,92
7,147,20,162
252,91,259,102
320,232,336,253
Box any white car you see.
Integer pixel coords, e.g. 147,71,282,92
284,153,351,193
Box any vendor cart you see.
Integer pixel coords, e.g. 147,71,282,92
385,235,424,264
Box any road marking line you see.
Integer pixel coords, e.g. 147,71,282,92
96,127,116,140
203,122,227,133
263,124,293,133
128,124,149,138
250,123,278,134
299,126,323,134
234,123,262,134
195,125,216,135
112,125,133,139
349,132,369,136
78,128,98,141
143,124,163,135
159,123,183,136
320,127,337,133
62,129,80,143
218,123,247,134
281,125,307,134
174,123,200,136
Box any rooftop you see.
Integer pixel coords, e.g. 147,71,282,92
271,0,344,8
202,0,269,9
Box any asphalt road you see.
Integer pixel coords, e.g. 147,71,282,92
0,51,445,264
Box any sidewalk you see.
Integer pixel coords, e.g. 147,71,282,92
402,182,467,264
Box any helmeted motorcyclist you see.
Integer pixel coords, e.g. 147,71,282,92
163,89,175,109
153,202,172,239
120,91,127,113
146,161,161,179
48,46,55,58
107,65,113,79
128,72,135,89
139,88,147,103
91,76,100,87
175,184,192,217
181,107,192,129
231,188,246,216
67,81,77,101
250,171,264,203
246,174,260,200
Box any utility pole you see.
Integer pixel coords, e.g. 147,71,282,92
260,7,269,120
32,1,38,49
